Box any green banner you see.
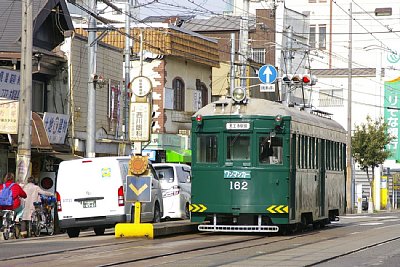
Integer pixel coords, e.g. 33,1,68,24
384,77,400,161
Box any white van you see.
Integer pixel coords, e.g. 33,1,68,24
56,156,163,238
153,163,191,220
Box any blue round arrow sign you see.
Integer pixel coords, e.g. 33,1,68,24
258,64,277,84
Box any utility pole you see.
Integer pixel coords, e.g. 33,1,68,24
346,3,353,214
239,0,249,94
124,0,133,142
285,26,293,105
230,32,235,96
17,0,33,184
86,0,97,158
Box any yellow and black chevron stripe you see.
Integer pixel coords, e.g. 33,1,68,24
266,205,288,213
189,204,207,213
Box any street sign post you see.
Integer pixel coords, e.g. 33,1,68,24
258,65,278,84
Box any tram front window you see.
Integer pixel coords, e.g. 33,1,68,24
197,134,218,163
259,135,283,164
227,135,250,160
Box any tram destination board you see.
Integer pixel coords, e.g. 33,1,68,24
226,122,250,130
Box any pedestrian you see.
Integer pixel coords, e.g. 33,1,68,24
0,172,27,228
21,176,53,238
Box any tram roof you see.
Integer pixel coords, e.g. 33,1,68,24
194,97,346,134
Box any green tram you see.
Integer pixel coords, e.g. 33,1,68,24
190,94,346,233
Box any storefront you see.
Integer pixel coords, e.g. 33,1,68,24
142,133,191,164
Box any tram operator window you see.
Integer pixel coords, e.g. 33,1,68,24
197,134,218,163
227,135,250,160
259,135,283,164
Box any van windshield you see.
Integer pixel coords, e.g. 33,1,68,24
154,166,175,182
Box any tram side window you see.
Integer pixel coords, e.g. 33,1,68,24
259,136,283,164
227,135,250,160
197,134,218,163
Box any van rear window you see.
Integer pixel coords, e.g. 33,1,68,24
155,167,174,182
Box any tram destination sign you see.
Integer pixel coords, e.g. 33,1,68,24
226,122,250,130
224,170,251,179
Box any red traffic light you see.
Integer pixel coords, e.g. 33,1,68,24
302,75,311,84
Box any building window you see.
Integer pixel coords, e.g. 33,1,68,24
173,77,185,111
195,80,208,110
251,48,266,64
32,81,45,113
319,24,327,49
309,25,316,48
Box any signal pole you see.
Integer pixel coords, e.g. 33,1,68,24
86,0,97,158
17,0,33,184
239,0,249,94
346,3,353,214
230,33,235,96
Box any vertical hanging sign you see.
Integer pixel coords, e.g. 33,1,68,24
129,102,151,142
384,78,400,161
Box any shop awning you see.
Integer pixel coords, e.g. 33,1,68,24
51,153,83,161
166,149,191,163
9,112,52,150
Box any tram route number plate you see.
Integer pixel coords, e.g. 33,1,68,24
226,122,250,130
82,200,96,208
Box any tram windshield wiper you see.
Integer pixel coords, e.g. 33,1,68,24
230,133,241,146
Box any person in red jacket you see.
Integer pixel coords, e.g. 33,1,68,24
0,172,27,215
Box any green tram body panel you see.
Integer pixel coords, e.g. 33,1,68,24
190,98,347,227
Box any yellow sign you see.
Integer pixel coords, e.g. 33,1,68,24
129,183,148,196
129,155,148,175
189,204,207,212
266,205,288,213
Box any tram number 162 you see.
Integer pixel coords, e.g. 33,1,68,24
229,181,248,191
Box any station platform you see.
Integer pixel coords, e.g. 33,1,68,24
115,220,200,239
154,220,200,237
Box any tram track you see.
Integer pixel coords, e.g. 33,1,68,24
2,216,400,266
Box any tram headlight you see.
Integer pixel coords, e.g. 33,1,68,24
232,87,246,102
196,114,203,126
274,114,284,132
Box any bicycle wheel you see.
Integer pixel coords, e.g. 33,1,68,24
46,212,55,236
31,212,41,237
2,212,11,240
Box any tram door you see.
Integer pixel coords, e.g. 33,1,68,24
225,133,251,209
317,139,326,217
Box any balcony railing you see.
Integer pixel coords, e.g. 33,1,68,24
318,98,344,107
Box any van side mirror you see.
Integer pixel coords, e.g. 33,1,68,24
158,172,164,179
187,176,191,183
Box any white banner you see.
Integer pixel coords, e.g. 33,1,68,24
43,112,70,144
0,69,20,100
0,100,18,134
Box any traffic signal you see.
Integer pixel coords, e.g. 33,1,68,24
301,74,318,86
281,74,317,85
282,74,293,84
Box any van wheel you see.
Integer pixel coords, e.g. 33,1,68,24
67,228,80,238
153,203,161,223
94,227,105,236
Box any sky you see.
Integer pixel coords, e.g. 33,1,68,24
138,0,228,19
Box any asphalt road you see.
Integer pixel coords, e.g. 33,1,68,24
1,211,400,266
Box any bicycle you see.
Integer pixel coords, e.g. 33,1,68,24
1,210,21,240
31,195,56,237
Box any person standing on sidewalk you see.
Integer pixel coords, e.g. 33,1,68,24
21,176,53,238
